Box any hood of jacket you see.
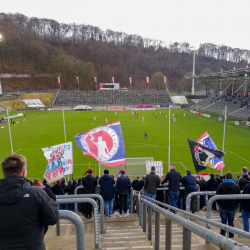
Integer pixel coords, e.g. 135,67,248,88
0,176,31,205
119,174,127,180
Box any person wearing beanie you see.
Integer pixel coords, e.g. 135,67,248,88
99,169,115,218
206,173,218,211
216,172,240,238
182,169,198,214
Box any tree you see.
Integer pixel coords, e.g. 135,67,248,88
150,72,166,90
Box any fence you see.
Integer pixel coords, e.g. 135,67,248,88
56,198,99,248
134,192,250,250
58,210,85,250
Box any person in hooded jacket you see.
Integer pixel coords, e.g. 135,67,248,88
206,174,218,211
99,169,115,218
52,180,61,195
216,172,240,238
0,154,58,250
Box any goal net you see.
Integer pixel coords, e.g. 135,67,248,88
99,157,154,179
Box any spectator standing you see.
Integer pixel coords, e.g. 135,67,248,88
0,155,58,249
82,168,98,218
206,174,218,211
239,167,249,190
99,169,115,218
161,164,182,214
144,166,161,214
52,180,61,195
215,174,222,185
216,172,240,238
134,176,145,191
58,178,69,210
242,171,250,232
182,170,198,214
116,169,131,217
132,176,140,189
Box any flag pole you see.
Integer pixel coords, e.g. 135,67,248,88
221,105,227,176
7,108,14,154
168,105,170,172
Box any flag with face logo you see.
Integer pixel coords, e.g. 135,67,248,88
75,121,126,167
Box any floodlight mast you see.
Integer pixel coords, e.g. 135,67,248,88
192,49,195,95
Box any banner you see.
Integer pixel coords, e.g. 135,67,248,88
94,77,97,82
146,161,163,176
75,121,126,167
112,77,114,83
146,77,149,83
189,110,211,118
188,138,224,173
57,77,60,84
42,142,73,183
76,77,79,83
164,76,166,83
129,77,132,84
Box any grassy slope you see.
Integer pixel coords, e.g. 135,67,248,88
0,109,249,179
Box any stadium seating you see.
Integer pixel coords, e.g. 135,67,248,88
53,90,173,107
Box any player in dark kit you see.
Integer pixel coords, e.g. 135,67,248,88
144,131,148,139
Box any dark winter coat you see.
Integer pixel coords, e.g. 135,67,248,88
52,184,61,195
242,182,250,212
182,174,198,193
161,169,182,191
239,174,250,190
144,172,161,194
206,178,218,191
116,175,132,195
82,174,97,194
216,181,241,210
0,177,58,250
43,188,56,201
132,179,140,189
99,174,115,201
134,180,145,191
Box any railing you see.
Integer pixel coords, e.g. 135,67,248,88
134,192,250,250
58,193,104,234
56,198,99,248
206,194,250,243
58,210,85,250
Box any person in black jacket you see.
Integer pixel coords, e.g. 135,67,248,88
99,169,115,218
58,178,69,210
161,164,182,214
216,172,240,238
132,176,140,189
0,154,58,250
206,174,218,211
242,171,250,232
52,180,61,195
134,176,145,191
82,168,97,218
215,174,222,185
239,167,250,190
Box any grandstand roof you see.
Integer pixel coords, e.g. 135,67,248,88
185,67,250,82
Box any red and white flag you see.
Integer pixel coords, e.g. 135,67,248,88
94,77,97,82
112,77,114,83
164,76,167,83
57,77,60,84
129,77,132,84
76,77,79,83
146,77,149,83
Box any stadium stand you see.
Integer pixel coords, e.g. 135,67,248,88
53,90,173,107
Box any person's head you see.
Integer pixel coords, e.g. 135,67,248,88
170,164,175,170
78,178,82,184
142,176,146,180
1,154,27,179
61,179,65,184
73,179,77,184
68,180,72,186
32,178,42,186
121,169,125,175
242,167,248,174
237,175,241,180
43,179,47,185
151,166,156,172
104,169,109,175
56,180,60,185
225,172,233,180
210,174,214,179
186,170,192,175
137,176,140,180
216,174,220,178
88,168,93,175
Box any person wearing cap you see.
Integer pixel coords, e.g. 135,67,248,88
182,169,198,214
0,154,58,250
99,169,115,218
216,172,240,238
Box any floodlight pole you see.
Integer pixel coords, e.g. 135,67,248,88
168,105,170,172
62,109,67,143
192,50,195,95
7,108,14,154
221,105,227,176
18,90,20,111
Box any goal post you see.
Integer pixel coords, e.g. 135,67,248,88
99,157,154,179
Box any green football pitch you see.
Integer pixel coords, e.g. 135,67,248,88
0,109,249,179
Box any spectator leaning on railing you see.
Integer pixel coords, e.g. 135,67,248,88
0,155,58,250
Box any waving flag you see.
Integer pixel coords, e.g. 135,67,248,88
75,121,126,167
188,137,225,173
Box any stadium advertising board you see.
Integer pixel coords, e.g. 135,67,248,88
7,113,23,119
23,99,45,108
189,110,211,118
146,161,163,176
107,107,125,111
100,83,119,90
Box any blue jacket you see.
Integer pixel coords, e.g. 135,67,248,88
99,175,115,201
182,174,198,193
116,175,132,195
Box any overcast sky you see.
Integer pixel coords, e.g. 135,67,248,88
1,0,250,50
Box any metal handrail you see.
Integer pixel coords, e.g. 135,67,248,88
206,194,250,243
58,210,85,250
134,192,250,244
134,193,250,250
56,194,104,234
56,198,99,248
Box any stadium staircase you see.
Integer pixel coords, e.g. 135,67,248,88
44,209,250,250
